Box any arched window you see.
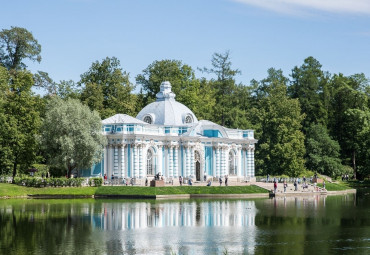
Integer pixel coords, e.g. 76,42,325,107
147,149,154,175
143,115,152,124
185,114,193,124
229,151,236,175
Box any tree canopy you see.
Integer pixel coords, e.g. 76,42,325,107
41,97,107,177
0,27,41,70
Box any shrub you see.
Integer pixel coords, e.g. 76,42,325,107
91,177,103,187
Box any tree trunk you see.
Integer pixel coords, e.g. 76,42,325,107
353,150,356,180
12,159,17,183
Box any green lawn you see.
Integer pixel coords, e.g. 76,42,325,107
0,183,97,197
317,182,351,191
95,185,268,196
0,183,267,198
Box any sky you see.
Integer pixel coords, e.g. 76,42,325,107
1,0,370,91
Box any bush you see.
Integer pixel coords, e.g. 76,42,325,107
91,177,103,187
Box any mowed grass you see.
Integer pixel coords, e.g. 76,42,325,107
0,183,267,198
95,185,268,196
0,183,97,197
317,182,351,191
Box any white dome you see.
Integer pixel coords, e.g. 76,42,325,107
136,81,198,126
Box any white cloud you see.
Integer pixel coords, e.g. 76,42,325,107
233,0,370,15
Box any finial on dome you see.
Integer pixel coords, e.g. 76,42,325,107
156,81,176,101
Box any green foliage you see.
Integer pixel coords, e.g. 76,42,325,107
306,124,344,177
289,57,330,131
41,97,107,177
89,177,103,187
0,68,41,177
79,57,136,119
12,177,84,187
255,78,306,177
0,26,41,70
200,51,242,127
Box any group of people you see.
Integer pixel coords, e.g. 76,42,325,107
103,174,134,186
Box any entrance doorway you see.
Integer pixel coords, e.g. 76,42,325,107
195,151,201,181
196,161,200,181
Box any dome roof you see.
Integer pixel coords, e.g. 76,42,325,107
136,81,198,126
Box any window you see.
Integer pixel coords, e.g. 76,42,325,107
185,115,193,124
229,151,236,175
147,149,154,175
143,115,152,124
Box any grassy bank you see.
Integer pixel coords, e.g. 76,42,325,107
0,183,268,198
0,183,97,197
317,182,351,191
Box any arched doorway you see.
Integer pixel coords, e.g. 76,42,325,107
146,149,154,176
229,150,236,175
195,151,201,181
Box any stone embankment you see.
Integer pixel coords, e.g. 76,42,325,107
254,182,356,197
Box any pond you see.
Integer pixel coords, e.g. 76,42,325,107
0,189,369,255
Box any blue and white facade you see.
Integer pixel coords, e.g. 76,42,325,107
82,81,257,182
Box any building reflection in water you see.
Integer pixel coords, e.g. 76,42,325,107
93,200,257,230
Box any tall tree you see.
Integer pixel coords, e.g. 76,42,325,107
305,124,344,177
0,67,41,177
256,76,306,176
0,26,41,70
289,57,330,131
79,57,136,119
200,50,241,126
136,59,215,120
41,97,107,177
136,59,195,104
328,73,369,177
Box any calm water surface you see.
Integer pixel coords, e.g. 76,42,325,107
0,189,369,255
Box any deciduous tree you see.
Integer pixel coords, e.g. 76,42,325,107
0,26,41,70
41,97,106,177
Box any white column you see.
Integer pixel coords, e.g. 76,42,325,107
104,145,108,176
114,145,119,176
139,144,144,178
133,145,138,177
221,148,225,176
157,145,162,175
120,145,125,178
169,146,173,177
186,147,190,177
190,146,195,177
216,147,220,177
246,149,251,177
108,145,113,177
173,146,178,177
251,149,255,177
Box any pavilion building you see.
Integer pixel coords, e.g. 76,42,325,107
81,81,257,183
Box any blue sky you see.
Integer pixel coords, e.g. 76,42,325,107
1,0,370,90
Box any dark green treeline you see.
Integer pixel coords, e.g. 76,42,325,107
0,27,369,179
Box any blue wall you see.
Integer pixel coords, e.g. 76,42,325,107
205,146,213,175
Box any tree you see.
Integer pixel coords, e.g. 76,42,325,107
200,51,241,126
136,59,216,120
79,57,136,119
0,67,41,177
328,73,369,177
41,97,107,177
255,76,306,177
305,124,344,177
289,57,330,131
342,108,370,179
136,59,196,104
0,26,41,70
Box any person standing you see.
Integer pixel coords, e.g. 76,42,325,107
225,175,228,186
179,176,183,186
283,180,287,193
219,177,223,186
274,181,277,193
294,179,298,191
